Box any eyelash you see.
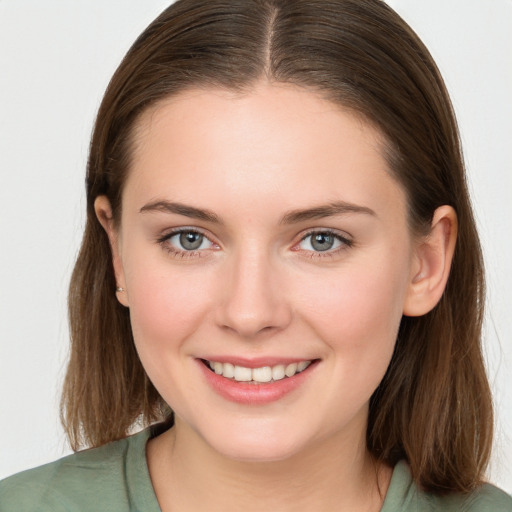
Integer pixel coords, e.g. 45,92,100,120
295,229,353,259
157,228,217,259
157,228,353,260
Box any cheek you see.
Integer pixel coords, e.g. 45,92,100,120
299,271,405,423
295,257,408,387
300,264,406,340
124,258,218,411
123,252,215,354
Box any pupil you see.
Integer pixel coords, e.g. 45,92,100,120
312,233,334,251
180,232,203,250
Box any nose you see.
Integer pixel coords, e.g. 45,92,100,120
215,247,292,338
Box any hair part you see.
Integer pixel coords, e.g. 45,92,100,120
62,0,492,494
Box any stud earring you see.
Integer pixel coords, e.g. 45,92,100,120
116,286,124,293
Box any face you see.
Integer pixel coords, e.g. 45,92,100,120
103,82,421,462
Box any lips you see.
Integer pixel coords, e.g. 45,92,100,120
198,357,318,404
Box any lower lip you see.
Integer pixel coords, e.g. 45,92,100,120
197,360,318,405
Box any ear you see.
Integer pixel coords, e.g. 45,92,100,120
403,205,457,317
94,195,129,307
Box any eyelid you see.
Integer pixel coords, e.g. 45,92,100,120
157,226,220,257
156,226,353,260
292,228,353,256
157,226,211,242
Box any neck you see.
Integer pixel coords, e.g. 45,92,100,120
147,416,391,512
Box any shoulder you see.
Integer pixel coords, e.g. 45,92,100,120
426,483,512,512
0,437,132,512
448,483,512,512
383,461,512,512
0,429,157,512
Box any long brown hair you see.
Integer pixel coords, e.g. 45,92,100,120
62,0,492,494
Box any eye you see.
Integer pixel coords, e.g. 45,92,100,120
297,230,351,253
161,229,216,253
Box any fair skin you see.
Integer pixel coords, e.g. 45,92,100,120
96,82,456,512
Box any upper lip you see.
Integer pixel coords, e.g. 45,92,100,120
199,356,317,368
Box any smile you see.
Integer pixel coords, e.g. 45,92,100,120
198,358,319,404
206,360,312,383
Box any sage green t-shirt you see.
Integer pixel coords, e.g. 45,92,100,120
1,427,511,511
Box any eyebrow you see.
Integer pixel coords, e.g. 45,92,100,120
139,199,376,224
139,200,222,223
280,201,376,224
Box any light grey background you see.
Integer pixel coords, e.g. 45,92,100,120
1,0,511,493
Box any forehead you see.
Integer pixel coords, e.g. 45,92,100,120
133,83,383,162
124,82,407,222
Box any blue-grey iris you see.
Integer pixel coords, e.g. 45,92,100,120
311,233,335,251
180,232,203,250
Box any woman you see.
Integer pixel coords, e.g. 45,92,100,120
1,0,510,510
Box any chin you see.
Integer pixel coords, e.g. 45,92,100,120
214,441,303,463
198,422,315,463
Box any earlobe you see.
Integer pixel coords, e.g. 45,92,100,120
94,196,129,308
403,205,457,317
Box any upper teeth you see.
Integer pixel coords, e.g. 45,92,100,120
208,360,312,383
